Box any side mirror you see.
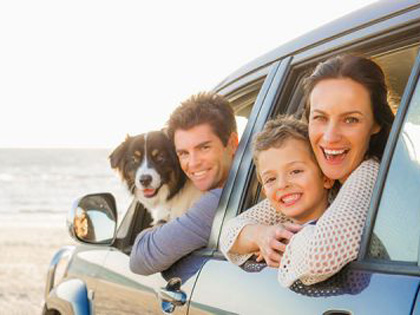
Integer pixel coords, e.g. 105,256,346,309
67,193,118,245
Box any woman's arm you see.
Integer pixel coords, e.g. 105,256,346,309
278,159,380,287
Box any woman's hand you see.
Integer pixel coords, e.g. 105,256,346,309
255,222,302,267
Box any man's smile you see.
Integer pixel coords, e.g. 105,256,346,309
191,169,210,179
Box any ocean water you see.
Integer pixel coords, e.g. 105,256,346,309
0,149,132,226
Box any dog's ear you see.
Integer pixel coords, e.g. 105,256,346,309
168,133,187,186
161,127,169,138
109,135,131,170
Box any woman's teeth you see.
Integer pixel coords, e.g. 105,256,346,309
322,148,348,161
324,149,346,155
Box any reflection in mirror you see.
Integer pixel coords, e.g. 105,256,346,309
68,193,117,244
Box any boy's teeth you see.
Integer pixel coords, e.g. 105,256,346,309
281,193,300,203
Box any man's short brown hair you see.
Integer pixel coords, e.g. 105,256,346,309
167,92,237,146
253,115,314,181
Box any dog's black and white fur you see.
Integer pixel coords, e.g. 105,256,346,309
110,131,203,224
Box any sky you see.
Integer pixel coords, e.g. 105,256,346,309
0,0,377,149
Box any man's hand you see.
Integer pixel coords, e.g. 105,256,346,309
254,222,302,268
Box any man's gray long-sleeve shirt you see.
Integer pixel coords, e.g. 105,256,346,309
129,188,222,276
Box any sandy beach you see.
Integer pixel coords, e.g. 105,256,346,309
0,148,132,314
0,214,73,314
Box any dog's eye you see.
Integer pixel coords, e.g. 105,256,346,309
131,156,139,164
155,153,165,163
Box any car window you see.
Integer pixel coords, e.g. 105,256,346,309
112,78,267,252
227,78,265,141
367,75,420,263
239,43,420,214
373,44,419,112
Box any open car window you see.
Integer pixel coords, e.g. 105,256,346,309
228,78,266,141
239,42,420,214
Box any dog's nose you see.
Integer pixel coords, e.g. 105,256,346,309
139,174,152,187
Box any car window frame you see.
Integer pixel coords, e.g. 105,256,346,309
208,58,293,250
356,47,420,276
230,41,420,218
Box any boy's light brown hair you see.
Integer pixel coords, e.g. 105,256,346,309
167,92,237,146
252,115,315,182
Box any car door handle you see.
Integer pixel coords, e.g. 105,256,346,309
157,277,187,314
159,288,187,306
323,310,351,315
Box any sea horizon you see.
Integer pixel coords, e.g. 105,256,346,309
0,148,132,221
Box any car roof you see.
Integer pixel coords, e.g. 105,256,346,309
214,0,420,92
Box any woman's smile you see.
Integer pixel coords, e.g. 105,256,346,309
321,147,350,164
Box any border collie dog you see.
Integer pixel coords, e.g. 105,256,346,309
110,131,203,224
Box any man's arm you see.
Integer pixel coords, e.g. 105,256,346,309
129,188,222,275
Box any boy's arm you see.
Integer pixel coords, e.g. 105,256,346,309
129,189,222,276
231,223,299,268
220,199,294,265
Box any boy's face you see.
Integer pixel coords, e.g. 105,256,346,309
258,138,334,224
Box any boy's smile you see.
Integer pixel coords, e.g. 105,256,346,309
278,192,302,207
259,139,334,224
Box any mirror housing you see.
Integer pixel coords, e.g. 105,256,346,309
67,193,118,245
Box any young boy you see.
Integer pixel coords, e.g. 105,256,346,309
220,115,334,267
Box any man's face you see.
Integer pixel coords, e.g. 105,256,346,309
174,124,238,192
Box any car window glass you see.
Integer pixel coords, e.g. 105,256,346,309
228,78,265,141
373,44,419,112
368,78,420,262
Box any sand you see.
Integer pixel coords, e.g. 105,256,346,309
0,215,73,315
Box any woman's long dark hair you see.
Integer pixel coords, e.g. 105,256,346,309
303,54,395,160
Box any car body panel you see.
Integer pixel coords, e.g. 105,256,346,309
92,247,199,314
190,259,420,315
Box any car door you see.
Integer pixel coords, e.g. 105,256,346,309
188,39,420,315
189,258,420,315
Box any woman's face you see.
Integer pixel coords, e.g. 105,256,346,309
308,78,380,183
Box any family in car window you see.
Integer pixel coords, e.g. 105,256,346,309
129,54,395,287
